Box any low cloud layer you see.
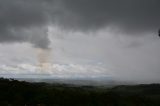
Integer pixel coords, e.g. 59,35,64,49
0,63,111,79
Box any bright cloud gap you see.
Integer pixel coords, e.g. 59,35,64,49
0,63,113,79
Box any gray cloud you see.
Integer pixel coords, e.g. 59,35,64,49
0,0,160,48
60,0,160,33
0,0,53,48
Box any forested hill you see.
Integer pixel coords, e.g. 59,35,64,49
0,77,160,106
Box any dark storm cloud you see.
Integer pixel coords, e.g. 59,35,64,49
0,0,53,48
60,0,160,33
0,0,160,48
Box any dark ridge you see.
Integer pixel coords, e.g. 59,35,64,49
0,77,160,106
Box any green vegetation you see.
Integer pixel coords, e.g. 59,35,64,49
0,78,160,106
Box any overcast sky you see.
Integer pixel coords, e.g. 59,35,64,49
0,0,160,83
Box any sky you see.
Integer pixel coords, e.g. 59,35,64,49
0,0,160,83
